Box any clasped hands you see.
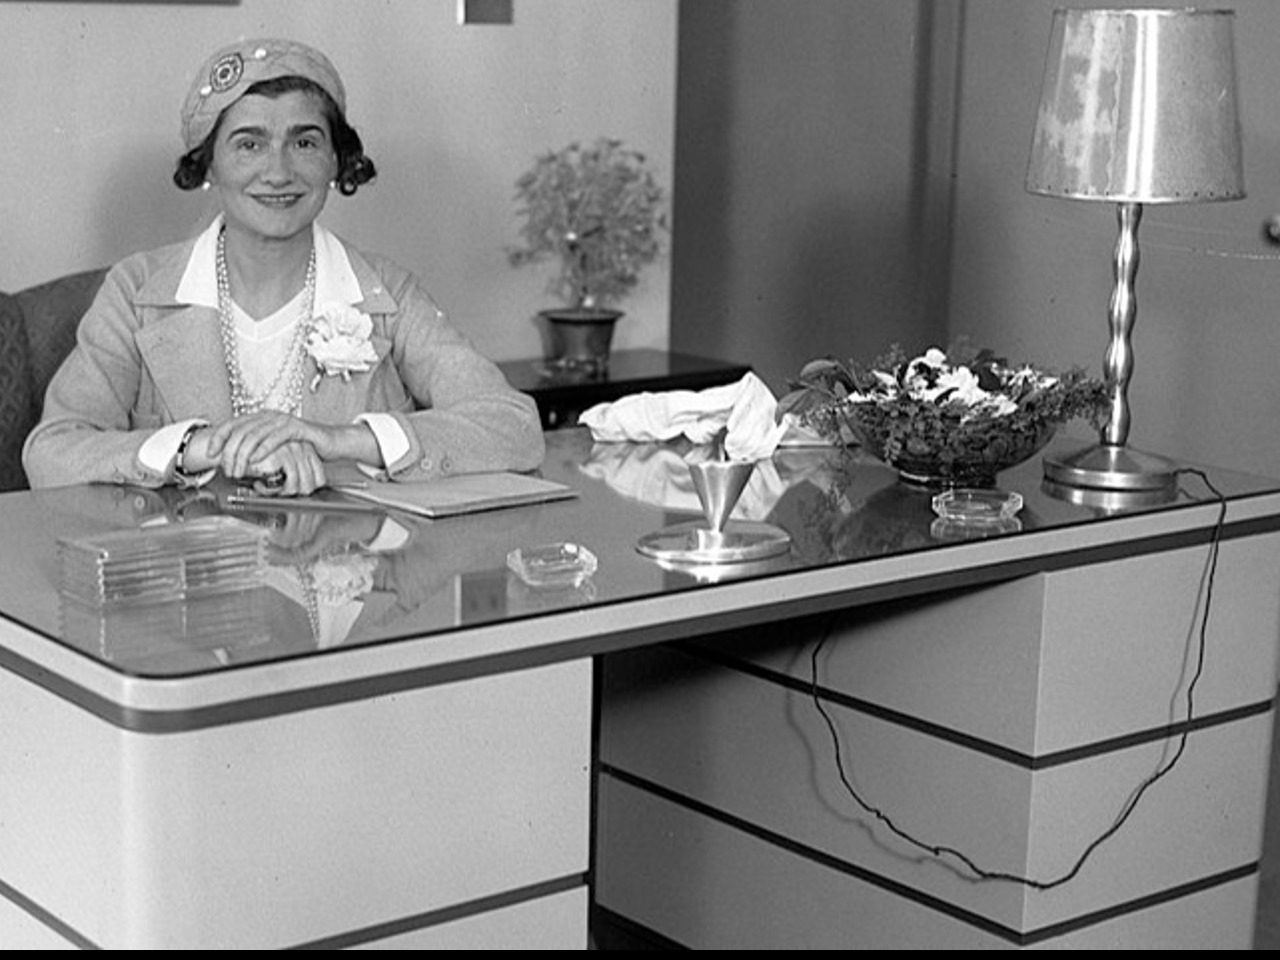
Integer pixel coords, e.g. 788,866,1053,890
180,412,380,496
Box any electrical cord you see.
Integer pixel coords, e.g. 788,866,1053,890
809,467,1228,889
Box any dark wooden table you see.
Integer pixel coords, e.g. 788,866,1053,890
498,348,753,429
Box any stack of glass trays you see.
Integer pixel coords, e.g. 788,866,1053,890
58,516,269,607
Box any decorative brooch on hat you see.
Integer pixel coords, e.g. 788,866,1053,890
209,52,244,93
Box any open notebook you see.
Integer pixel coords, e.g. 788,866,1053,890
332,472,577,519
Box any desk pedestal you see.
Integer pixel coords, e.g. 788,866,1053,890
0,656,591,949
597,534,1280,948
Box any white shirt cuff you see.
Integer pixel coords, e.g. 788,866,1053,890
356,412,410,470
141,419,213,485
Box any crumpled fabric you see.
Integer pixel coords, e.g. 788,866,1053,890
578,371,799,461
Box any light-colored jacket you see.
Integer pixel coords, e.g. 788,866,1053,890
23,234,544,488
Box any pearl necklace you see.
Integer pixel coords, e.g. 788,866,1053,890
296,560,322,644
216,230,317,417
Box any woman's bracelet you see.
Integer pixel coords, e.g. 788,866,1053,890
173,423,202,478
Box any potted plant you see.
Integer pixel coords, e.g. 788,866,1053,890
508,137,668,373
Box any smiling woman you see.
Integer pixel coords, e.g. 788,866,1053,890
22,37,543,497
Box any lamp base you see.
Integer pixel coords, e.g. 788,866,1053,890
1041,477,1178,513
1042,443,1177,492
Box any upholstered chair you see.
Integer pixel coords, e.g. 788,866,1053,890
0,268,107,491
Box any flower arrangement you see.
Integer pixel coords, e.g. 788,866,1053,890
307,303,378,390
507,137,668,310
778,343,1109,486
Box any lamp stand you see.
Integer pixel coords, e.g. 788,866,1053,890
1043,202,1178,493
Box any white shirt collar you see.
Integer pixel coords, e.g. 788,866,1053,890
174,215,364,310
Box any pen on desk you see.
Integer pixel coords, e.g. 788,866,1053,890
250,472,369,489
224,493,384,514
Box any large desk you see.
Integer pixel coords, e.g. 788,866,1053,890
1,430,1278,948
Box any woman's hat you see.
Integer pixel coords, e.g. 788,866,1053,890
180,38,347,149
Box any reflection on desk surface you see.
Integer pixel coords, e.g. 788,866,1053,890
2,429,1277,678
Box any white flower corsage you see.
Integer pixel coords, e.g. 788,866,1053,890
307,302,379,391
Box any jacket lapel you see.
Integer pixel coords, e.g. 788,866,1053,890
344,246,400,316
299,242,400,422
299,334,394,421
135,306,235,421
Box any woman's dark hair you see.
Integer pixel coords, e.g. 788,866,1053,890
173,76,376,195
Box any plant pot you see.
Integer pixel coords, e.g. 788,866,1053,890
539,307,623,376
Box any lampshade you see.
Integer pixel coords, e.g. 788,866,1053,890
1023,7,1245,495
1027,7,1244,204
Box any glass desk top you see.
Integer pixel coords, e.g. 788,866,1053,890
2,429,1278,681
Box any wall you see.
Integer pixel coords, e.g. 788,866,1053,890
0,0,676,362
673,0,1280,479
670,0,958,396
9,0,1277,477
950,0,1280,478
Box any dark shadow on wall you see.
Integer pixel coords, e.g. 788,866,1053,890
783,201,930,369
670,0,960,393
669,0,738,367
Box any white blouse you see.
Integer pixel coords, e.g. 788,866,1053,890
230,288,310,413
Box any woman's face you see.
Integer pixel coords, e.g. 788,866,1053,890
208,89,338,246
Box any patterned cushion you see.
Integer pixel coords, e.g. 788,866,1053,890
17,268,107,401
0,292,37,492
0,268,108,491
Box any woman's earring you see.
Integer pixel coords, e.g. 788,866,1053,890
329,180,337,190
201,181,211,192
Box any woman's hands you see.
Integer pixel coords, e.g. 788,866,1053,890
183,412,383,495
206,412,338,478
246,439,328,496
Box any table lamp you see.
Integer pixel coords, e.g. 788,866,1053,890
1025,7,1244,492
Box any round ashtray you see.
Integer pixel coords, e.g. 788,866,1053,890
507,542,598,588
931,488,1023,524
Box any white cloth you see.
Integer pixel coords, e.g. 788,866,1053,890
579,372,801,461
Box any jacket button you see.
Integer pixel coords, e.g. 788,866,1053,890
420,457,432,471
441,456,453,473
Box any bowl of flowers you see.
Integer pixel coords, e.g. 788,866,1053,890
778,343,1109,488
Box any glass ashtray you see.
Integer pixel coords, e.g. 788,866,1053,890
931,488,1023,524
507,542,598,588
